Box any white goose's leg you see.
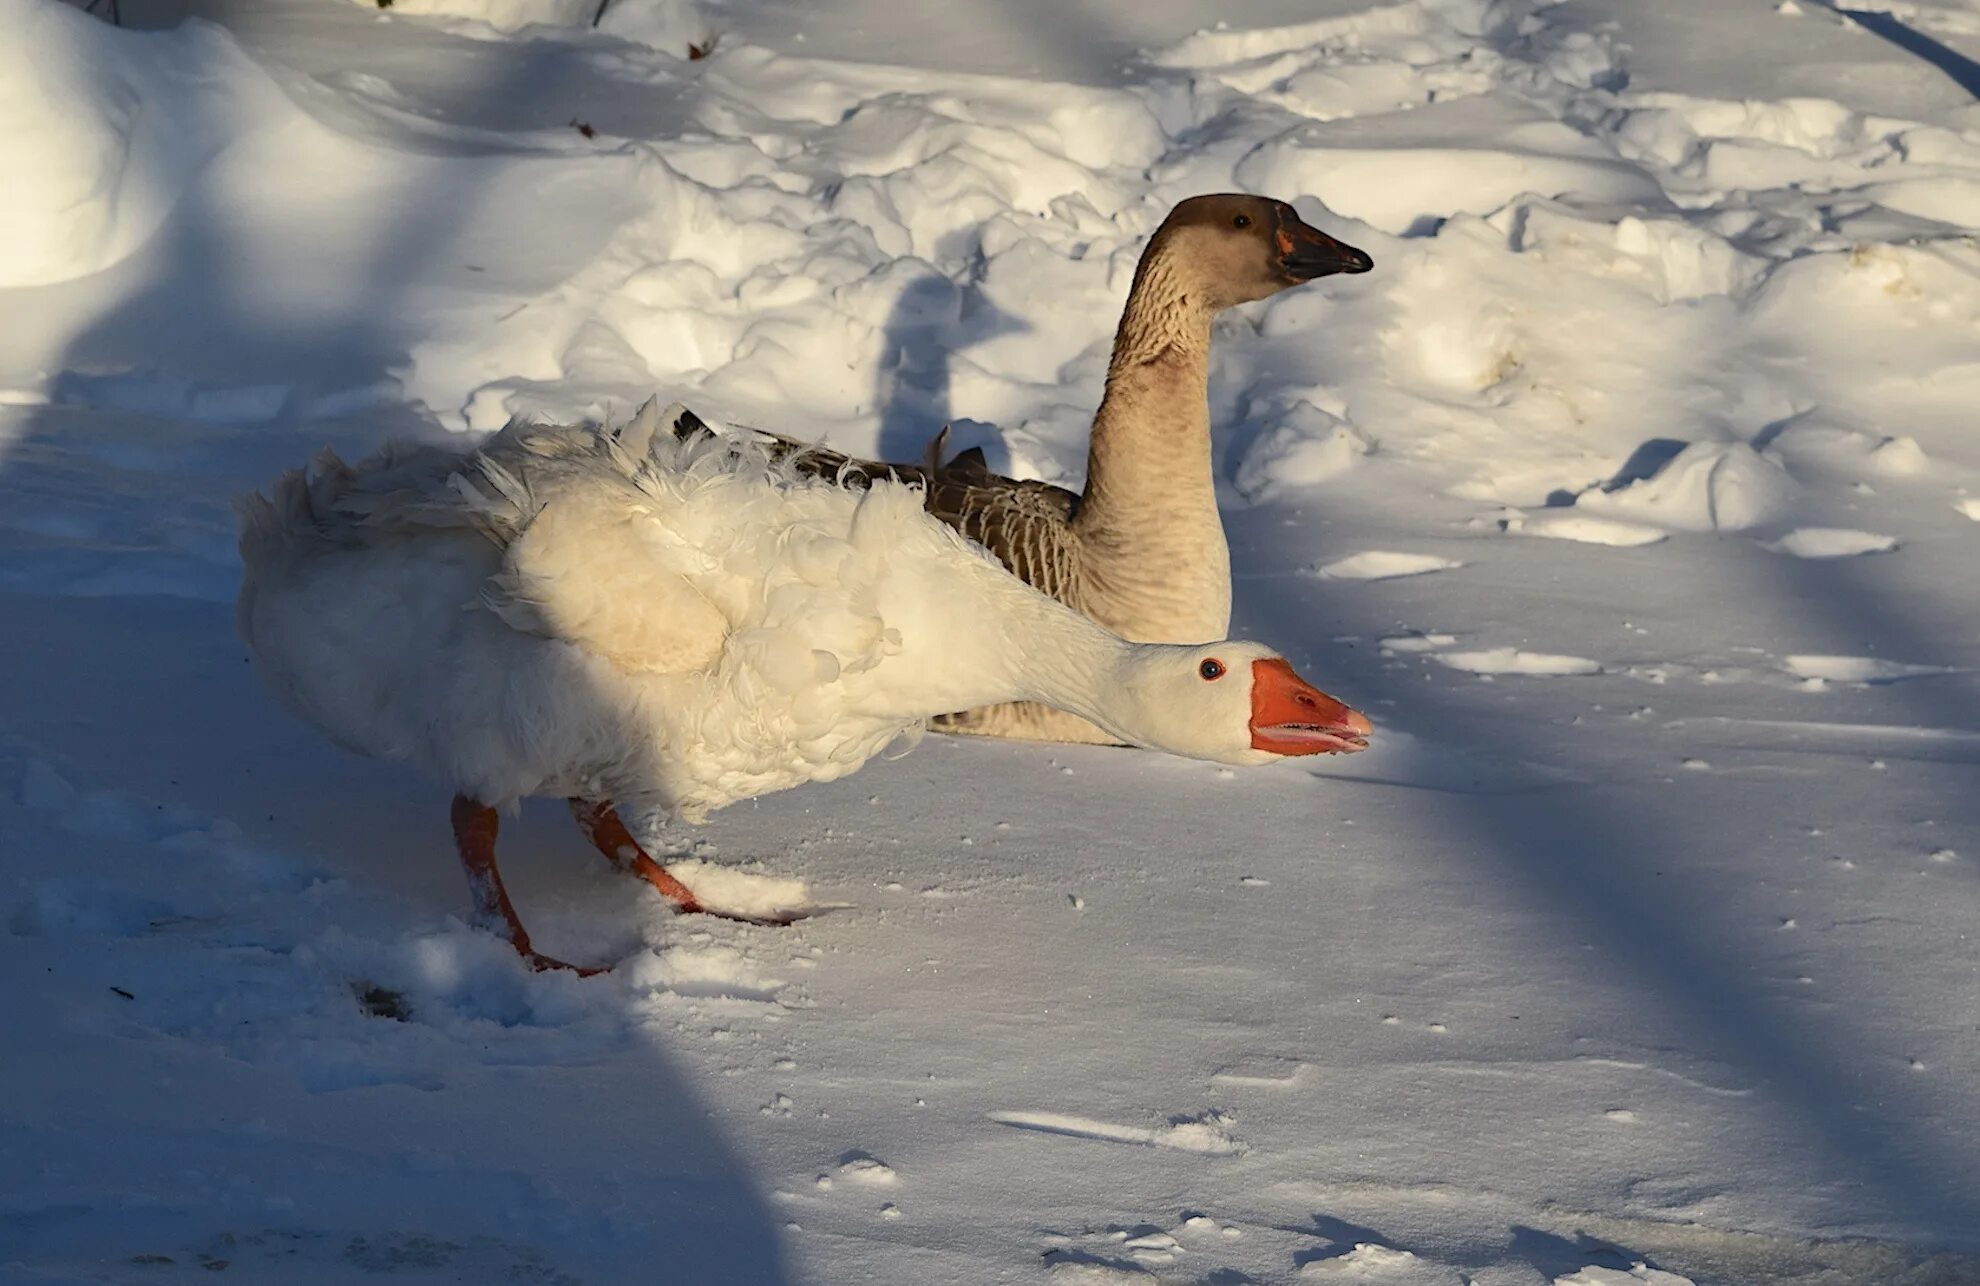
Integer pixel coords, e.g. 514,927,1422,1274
450,795,599,975
566,798,804,927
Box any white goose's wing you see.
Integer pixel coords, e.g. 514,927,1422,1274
483,486,730,676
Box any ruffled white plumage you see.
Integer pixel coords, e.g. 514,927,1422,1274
238,420,1011,820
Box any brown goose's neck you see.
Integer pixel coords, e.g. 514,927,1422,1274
1075,250,1218,539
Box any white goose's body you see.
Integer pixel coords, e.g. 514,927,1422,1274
237,419,1370,970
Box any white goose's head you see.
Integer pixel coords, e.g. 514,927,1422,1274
1108,641,1373,767
1150,194,1374,311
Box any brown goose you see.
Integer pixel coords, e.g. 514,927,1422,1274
662,193,1372,744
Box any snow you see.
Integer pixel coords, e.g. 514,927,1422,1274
1781,654,1962,685
1763,526,1902,559
1313,551,1465,581
5,0,1980,1281
1502,513,1670,547
1435,647,1605,678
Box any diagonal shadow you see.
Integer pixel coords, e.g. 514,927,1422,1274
0,579,794,1281
1228,485,1980,1255
1219,499,1980,1244
9,3,796,1279
1828,3,1980,99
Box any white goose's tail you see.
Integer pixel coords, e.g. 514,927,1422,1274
235,448,356,564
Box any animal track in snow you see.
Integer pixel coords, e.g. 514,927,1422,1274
1436,648,1602,677
989,1109,1246,1155
1554,1265,1696,1285
621,942,791,1006
834,1152,898,1186
1210,1057,1311,1089
1761,527,1899,559
659,856,819,922
1041,1211,1248,1279
1312,551,1464,581
1505,512,1668,546
1781,655,1958,685
1380,632,1456,653
1299,1242,1459,1282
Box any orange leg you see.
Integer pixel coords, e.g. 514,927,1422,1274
452,795,599,975
568,798,803,927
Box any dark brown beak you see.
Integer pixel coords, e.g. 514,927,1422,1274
1276,210,1373,281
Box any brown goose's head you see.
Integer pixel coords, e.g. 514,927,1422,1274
1147,194,1373,310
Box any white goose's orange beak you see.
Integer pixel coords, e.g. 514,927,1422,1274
1249,657,1372,756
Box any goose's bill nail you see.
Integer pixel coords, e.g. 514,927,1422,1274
1249,657,1373,755
1277,222,1374,279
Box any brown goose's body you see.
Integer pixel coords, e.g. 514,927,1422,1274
667,194,1372,744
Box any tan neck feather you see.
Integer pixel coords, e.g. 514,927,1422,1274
1075,247,1219,543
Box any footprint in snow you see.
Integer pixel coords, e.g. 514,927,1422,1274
834,1152,898,1186
1209,1057,1310,1089
1781,655,1958,685
989,1109,1245,1155
1554,1264,1697,1285
1761,527,1899,558
1379,632,1456,654
1504,512,1668,547
1435,647,1602,677
1310,551,1463,581
1042,1213,1245,1279
1298,1242,1461,1282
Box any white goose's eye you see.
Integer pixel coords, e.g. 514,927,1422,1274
1199,658,1226,681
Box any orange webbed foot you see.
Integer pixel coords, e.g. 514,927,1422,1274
453,795,606,975
568,798,812,926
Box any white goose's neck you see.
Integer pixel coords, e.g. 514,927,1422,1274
862,547,1147,738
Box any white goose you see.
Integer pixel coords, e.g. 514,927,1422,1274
236,419,1371,972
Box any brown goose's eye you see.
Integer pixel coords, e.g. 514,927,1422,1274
1200,658,1226,681
1232,214,1251,229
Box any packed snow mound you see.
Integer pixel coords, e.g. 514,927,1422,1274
1234,401,1374,501
1554,1265,1695,1286
1577,441,1799,533
1762,421,1929,479
1782,655,1958,685
0,0,292,288
1506,512,1668,546
355,0,711,51
1299,1243,1453,1281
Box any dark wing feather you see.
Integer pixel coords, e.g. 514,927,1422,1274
664,407,1081,601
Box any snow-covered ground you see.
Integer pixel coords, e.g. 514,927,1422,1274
5,0,1980,1280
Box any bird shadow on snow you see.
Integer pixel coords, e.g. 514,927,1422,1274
875,273,965,465
872,267,1028,470
1229,475,1980,1275
1,11,797,1285
1281,1214,1664,1280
